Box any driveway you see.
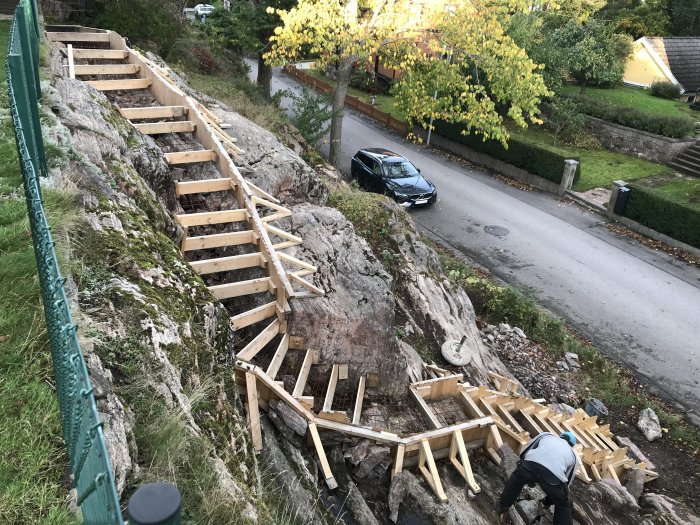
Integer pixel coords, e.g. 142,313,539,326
246,62,700,424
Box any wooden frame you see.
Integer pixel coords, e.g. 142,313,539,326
121,105,188,120
418,439,447,502
86,78,152,91
237,319,281,361
190,253,265,275
132,121,195,135
449,430,480,493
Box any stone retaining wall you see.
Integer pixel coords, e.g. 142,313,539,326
586,116,695,163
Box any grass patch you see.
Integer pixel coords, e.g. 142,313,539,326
0,18,80,525
640,176,700,210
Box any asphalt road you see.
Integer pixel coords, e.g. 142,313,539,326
247,62,700,424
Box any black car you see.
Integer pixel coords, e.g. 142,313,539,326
350,148,437,207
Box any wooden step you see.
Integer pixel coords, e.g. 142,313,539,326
190,253,264,275
176,209,247,227
208,277,272,300
167,150,217,166
181,230,255,251
133,121,196,135
47,31,111,43
74,64,140,76
237,318,281,361
71,49,128,60
120,106,188,120
87,78,152,91
266,333,289,379
292,349,319,399
231,301,278,330
175,177,230,196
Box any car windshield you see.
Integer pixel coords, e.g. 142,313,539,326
383,161,419,179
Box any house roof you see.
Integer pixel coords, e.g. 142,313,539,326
645,37,700,93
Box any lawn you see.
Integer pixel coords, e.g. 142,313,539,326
561,84,698,119
0,19,80,525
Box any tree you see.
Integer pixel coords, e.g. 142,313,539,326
669,0,700,35
266,0,551,167
609,0,670,38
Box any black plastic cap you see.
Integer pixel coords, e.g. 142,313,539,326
128,482,181,525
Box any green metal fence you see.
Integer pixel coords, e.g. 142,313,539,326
6,1,124,523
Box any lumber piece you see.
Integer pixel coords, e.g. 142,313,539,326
133,121,196,135
308,423,338,490
121,105,188,120
277,251,317,272
392,444,406,479
266,333,289,379
496,403,525,433
74,64,139,76
245,179,280,204
167,150,216,167
66,44,75,79
47,31,111,42
245,372,263,452
403,417,495,450
410,385,442,430
318,411,351,424
298,396,315,410
292,349,319,399
352,376,366,425
486,424,503,464
418,439,447,502
190,253,264,275
181,230,255,251
231,301,278,330
175,176,230,196
209,277,272,300
338,364,348,380
86,78,152,91
175,208,247,227
236,318,281,361
288,272,324,296
323,365,339,412
449,430,481,493
71,48,129,60
457,391,486,419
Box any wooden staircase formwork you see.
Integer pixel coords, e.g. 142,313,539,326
48,27,659,505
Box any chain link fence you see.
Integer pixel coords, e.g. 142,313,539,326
6,1,124,523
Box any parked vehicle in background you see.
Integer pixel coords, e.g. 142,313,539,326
194,4,215,17
351,148,437,207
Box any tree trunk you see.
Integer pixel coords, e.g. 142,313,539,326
257,55,272,100
329,57,355,170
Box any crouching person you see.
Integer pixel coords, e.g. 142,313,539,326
499,432,578,525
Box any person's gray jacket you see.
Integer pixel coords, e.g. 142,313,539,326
520,432,578,486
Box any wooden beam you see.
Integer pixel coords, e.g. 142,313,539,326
266,224,302,245
231,301,278,330
175,177,230,196
71,49,129,60
209,277,272,300
352,376,366,425
66,44,75,79
190,253,264,275
181,230,255,251
278,252,317,273
308,422,338,490
292,349,318,399
288,272,324,296
486,424,503,464
47,31,111,42
236,318,280,362
245,179,280,204
86,78,152,91
175,209,247,227
266,334,289,380
410,386,443,430
133,121,196,135
74,64,140,76
418,439,447,502
245,372,263,452
323,365,339,412
449,430,481,493
457,391,486,419
121,105,188,120
167,150,217,166
392,444,406,479
318,410,351,424
496,404,525,433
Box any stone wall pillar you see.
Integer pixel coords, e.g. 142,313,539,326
559,159,579,196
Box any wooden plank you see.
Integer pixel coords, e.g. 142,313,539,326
288,272,324,296
133,121,196,135
86,78,152,91
175,177,229,196
497,404,525,433
449,430,481,493
167,150,217,166
245,372,263,452
190,253,264,275
392,444,406,479
457,391,486,419
231,301,278,330
298,396,314,410
277,252,317,272
403,417,495,450
486,424,503,464
175,209,247,227
308,422,338,490
292,349,317,399
410,386,442,430
288,336,305,350
71,49,129,60
318,410,351,424
47,31,111,42
209,277,272,300
74,64,140,76
352,376,366,425
236,318,280,362
266,333,289,380
418,439,447,502
266,224,302,244
323,365,339,412
67,44,75,79
121,105,188,120
245,179,280,204
182,230,255,251
338,364,348,381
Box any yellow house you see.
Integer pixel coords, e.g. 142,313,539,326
624,37,700,102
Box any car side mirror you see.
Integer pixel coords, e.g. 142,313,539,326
417,168,421,173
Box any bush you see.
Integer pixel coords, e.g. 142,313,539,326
625,184,700,248
650,80,681,100
570,94,694,138
434,121,580,184
349,66,390,95
285,87,336,144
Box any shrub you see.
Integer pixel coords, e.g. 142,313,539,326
285,87,336,144
434,121,580,184
650,80,681,100
624,184,700,249
570,94,694,138
543,97,585,145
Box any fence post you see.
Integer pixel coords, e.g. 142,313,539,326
558,159,578,196
128,483,182,525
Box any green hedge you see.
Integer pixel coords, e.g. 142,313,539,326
625,184,700,249
569,94,695,138
435,122,580,184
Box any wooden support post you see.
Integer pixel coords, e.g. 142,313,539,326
418,439,447,502
66,44,75,79
449,430,481,493
486,424,503,464
245,372,263,452
292,349,318,399
392,444,406,479
266,334,289,380
308,423,338,490
236,318,280,361
288,272,324,296
323,365,339,412
231,301,278,330
352,376,366,425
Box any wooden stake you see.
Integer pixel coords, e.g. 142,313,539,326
323,365,339,412
352,376,366,425
292,349,318,399
392,444,406,479
245,372,263,452
449,430,481,493
266,334,289,380
66,44,75,79
308,422,338,490
418,439,447,502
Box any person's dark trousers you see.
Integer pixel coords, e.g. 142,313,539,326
499,460,573,525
